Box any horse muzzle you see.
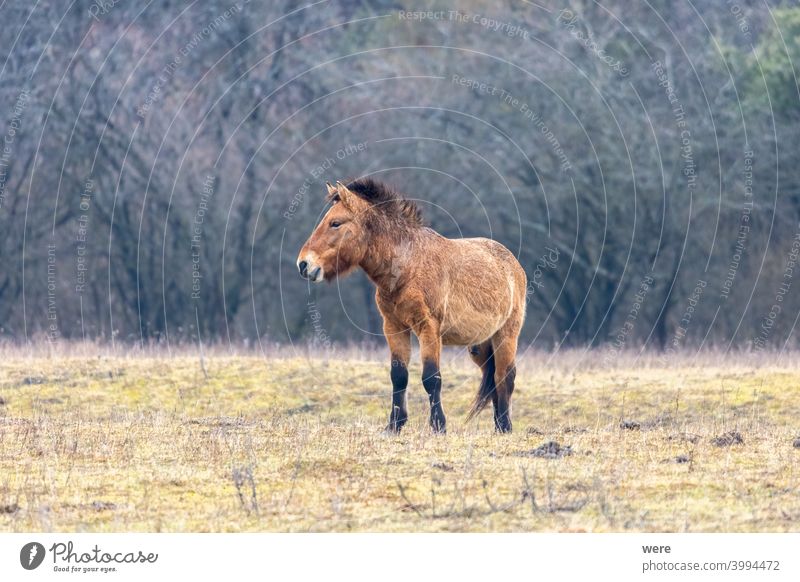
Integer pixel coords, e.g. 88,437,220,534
297,257,324,283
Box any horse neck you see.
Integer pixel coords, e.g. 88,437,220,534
359,227,419,292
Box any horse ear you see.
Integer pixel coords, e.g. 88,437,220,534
325,182,338,199
335,181,358,210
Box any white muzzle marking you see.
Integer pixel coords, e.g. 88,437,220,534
297,253,324,283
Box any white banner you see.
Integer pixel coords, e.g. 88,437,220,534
1,533,798,581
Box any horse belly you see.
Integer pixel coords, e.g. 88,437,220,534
438,272,516,346
439,308,504,346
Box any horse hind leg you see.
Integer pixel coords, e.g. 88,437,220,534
466,341,497,422
490,333,518,433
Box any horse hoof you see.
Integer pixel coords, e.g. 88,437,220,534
383,421,406,435
429,421,447,434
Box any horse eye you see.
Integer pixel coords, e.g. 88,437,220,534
330,220,342,228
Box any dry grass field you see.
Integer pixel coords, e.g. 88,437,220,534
1,344,799,532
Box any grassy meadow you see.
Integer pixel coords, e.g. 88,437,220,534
1,344,799,532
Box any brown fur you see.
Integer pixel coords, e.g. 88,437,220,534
297,178,527,432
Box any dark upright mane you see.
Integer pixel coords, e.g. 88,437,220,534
344,178,424,226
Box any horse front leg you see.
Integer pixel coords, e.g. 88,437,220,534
384,320,411,433
419,322,446,433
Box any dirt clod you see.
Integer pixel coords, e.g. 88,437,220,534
711,431,744,447
516,441,573,459
22,376,46,385
91,501,116,511
287,404,318,416
0,503,19,514
620,420,641,431
563,426,588,434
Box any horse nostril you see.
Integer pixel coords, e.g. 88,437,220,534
298,260,308,277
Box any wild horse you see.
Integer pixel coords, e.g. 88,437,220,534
297,179,526,432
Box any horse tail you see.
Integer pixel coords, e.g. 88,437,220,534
466,342,496,421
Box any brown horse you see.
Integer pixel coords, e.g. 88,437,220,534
296,178,527,432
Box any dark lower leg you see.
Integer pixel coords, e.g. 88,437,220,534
491,387,500,428
494,398,511,432
494,364,516,433
422,359,446,433
387,357,409,432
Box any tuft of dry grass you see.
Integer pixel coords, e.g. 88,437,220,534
0,346,799,532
